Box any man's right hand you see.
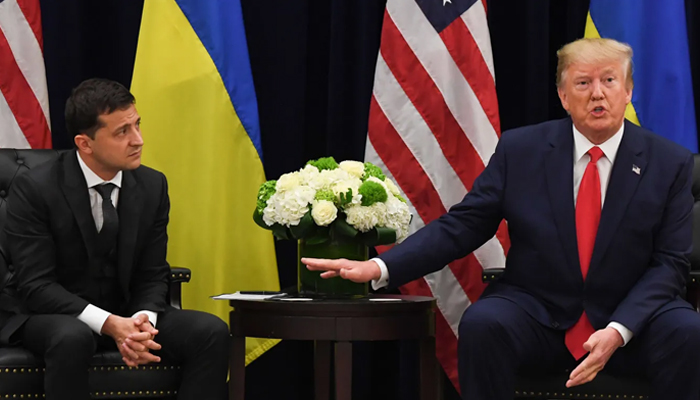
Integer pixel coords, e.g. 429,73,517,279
101,315,161,367
302,258,382,282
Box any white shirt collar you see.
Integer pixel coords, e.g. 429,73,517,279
573,122,624,165
76,151,122,189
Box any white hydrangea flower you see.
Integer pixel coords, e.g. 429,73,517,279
370,201,388,226
345,204,379,232
276,172,302,192
263,186,316,227
338,161,365,178
384,178,401,197
383,196,412,242
311,200,338,226
305,169,347,191
297,164,320,186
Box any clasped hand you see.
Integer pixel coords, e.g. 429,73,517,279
102,313,162,367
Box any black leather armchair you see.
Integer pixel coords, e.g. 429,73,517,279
0,149,191,399
480,153,700,399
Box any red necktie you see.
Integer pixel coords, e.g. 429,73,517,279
565,146,604,360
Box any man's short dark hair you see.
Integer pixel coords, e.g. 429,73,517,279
65,78,135,140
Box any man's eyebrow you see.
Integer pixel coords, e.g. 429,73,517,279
112,122,130,133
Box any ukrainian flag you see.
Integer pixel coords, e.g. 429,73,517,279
131,0,280,364
585,0,698,152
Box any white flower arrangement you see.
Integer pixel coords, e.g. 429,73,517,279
254,157,412,246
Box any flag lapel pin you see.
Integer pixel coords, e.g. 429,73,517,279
632,164,641,175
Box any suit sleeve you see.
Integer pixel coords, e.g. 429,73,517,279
125,174,170,315
7,174,89,315
610,152,694,334
380,132,508,287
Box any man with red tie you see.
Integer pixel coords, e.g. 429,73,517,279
303,38,700,400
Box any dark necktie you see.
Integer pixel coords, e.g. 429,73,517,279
94,183,119,254
565,146,604,360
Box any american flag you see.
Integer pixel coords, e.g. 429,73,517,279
0,0,51,149
365,0,509,392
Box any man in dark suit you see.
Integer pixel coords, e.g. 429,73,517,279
303,38,700,400
0,78,230,399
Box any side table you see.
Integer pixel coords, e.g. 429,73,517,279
229,294,438,400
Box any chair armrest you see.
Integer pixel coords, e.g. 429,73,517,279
168,267,192,309
170,267,192,283
689,270,700,286
687,271,700,311
482,267,505,283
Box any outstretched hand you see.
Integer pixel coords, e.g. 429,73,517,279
566,327,623,388
301,258,382,283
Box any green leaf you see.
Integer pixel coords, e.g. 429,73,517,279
339,188,353,208
331,217,359,239
359,227,397,246
270,224,291,240
305,227,331,245
253,209,270,230
290,212,315,239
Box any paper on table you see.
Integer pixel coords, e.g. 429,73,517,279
211,291,284,301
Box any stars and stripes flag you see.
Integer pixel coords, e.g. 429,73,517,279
365,0,509,391
0,0,51,149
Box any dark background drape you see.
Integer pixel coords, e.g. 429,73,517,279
35,0,700,398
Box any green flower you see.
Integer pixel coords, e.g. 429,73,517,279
256,180,277,214
306,156,339,171
314,189,336,202
362,162,386,181
358,180,388,206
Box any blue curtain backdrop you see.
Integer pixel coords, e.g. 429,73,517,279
36,0,700,399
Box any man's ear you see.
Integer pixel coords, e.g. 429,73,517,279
557,86,570,112
74,134,93,154
625,86,633,105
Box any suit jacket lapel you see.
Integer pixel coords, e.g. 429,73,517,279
590,120,646,271
117,170,142,295
544,120,583,282
60,152,99,259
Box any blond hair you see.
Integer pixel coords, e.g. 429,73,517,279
556,38,634,89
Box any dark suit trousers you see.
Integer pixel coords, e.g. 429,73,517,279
21,307,230,400
458,297,700,400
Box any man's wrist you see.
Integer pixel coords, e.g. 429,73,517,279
606,321,633,346
370,258,390,290
77,304,112,335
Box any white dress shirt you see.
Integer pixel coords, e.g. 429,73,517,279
372,123,633,346
76,152,158,334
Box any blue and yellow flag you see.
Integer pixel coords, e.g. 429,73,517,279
585,0,698,152
131,0,279,364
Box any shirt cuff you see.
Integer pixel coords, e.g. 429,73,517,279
131,310,158,328
370,258,389,290
77,304,112,335
607,321,633,346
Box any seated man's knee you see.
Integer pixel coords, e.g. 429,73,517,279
459,301,509,344
192,312,229,345
47,319,95,357
672,317,700,353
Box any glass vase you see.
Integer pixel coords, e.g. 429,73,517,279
297,236,369,298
